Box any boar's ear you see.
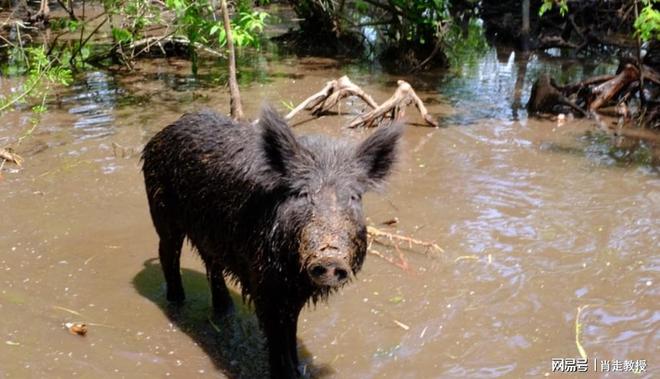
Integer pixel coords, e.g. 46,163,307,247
259,105,308,177
354,122,403,189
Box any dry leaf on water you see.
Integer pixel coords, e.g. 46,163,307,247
65,322,88,336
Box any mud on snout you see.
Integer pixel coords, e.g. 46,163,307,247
299,224,358,288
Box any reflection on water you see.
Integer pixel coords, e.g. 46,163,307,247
66,71,120,140
0,46,658,378
437,47,618,125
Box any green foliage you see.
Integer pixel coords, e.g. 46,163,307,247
444,19,489,68
380,0,449,44
540,0,659,42
105,0,161,42
0,46,72,115
50,18,81,32
539,0,569,17
25,47,73,86
634,0,660,41
112,27,134,44
212,10,269,48
162,0,267,48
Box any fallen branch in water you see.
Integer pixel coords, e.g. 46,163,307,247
0,147,24,166
368,247,409,270
349,80,438,128
588,64,639,111
286,76,437,127
284,75,378,120
527,60,660,130
112,35,226,60
367,225,444,257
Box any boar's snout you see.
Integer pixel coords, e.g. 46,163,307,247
307,253,351,288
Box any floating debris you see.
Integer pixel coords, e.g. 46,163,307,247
65,322,88,336
381,217,399,226
0,147,23,166
393,319,410,330
575,305,589,359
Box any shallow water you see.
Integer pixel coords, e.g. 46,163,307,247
1,47,658,378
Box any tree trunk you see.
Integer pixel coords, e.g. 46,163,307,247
520,0,530,50
220,0,243,121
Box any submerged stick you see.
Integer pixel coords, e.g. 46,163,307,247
367,225,444,257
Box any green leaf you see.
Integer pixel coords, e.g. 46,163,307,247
112,27,133,43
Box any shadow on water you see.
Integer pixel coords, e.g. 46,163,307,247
132,258,334,379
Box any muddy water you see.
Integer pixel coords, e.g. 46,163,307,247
1,48,658,378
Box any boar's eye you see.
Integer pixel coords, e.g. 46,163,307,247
297,190,310,201
350,193,361,202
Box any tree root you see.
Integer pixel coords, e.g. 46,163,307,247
527,62,660,131
349,80,438,128
286,76,437,127
527,74,587,116
284,75,378,120
588,64,639,111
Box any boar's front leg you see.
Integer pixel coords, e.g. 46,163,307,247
256,298,303,378
207,259,234,317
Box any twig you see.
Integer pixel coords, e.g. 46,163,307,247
70,16,108,66
368,248,402,268
0,148,23,166
0,70,47,113
221,0,243,120
55,0,77,20
126,35,226,58
367,225,444,257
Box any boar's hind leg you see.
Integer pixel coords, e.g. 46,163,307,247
146,179,185,303
153,222,185,304
207,259,234,316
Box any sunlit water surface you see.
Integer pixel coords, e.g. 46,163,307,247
1,48,658,378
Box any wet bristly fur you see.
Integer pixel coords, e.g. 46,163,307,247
141,106,401,378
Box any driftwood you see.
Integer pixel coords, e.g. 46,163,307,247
559,74,614,94
286,76,438,128
527,74,586,116
0,147,23,166
642,65,660,85
367,225,444,270
349,80,438,128
367,225,444,257
527,63,659,124
528,59,660,136
588,64,639,111
284,75,378,120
